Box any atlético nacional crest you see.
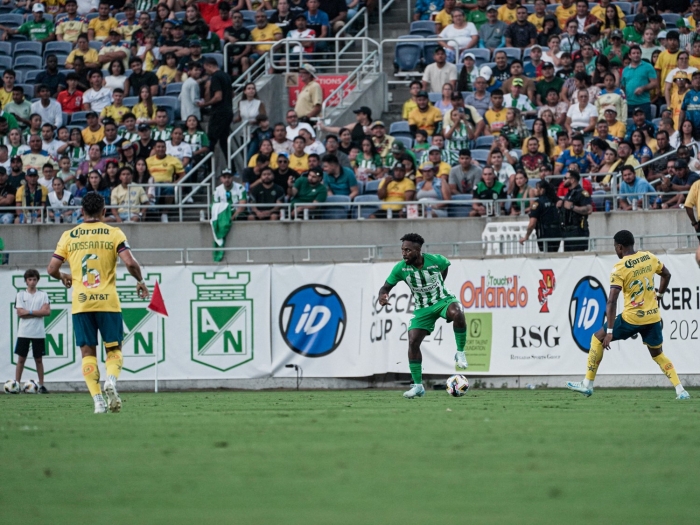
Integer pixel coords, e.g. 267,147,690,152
190,272,254,371
10,275,76,375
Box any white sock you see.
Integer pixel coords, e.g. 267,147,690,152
583,378,593,389
107,375,117,385
675,384,685,395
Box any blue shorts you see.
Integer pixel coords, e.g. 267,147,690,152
73,312,123,349
158,185,175,197
609,314,663,348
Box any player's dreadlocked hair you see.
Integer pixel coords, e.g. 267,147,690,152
613,230,635,248
82,192,105,218
401,233,425,246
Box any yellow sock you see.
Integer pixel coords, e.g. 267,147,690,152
585,336,604,381
105,349,123,381
81,356,102,397
652,352,681,387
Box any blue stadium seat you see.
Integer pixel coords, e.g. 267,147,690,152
612,2,633,14
410,20,437,34
88,41,102,51
115,12,127,22
16,83,34,98
0,41,11,56
591,190,607,210
70,111,88,127
389,121,410,135
0,14,24,28
624,14,635,25
393,43,422,72
62,112,71,125
498,47,522,61
650,105,657,119
428,92,441,103
354,194,380,218
123,96,138,106
203,53,224,69
527,178,538,189
165,82,182,95
449,194,473,217
44,41,73,59
23,13,53,23
525,4,535,13
652,117,661,128
175,11,186,20
154,96,179,120
240,10,256,24
0,55,12,71
471,150,490,164
423,41,439,65
13,55,42,71
545,4,557,12
86,12,99,21
364,179,381,194
324,195,351,219
474,136,494,150
462,48,489,65
22,69,42,83
265,9,276,18
393,135,413,149
409,29,435,37
524,119,535,129
661,13,680,24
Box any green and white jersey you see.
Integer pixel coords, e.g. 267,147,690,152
184,130,210,152
386,253,454,309
151,126,173,142
118,128,139,143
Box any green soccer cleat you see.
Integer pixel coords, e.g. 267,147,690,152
403,384,426,399
566,381,593,397
455,351,468,370
104,377,122,413
677,390,691,400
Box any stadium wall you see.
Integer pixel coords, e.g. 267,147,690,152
2,254,699,391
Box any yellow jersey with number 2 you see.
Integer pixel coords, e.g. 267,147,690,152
53,223,130,314
609,251,664,326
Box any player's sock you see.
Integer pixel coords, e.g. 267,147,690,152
409,360,422,385
652,352,681,387
81,356,102,397
105,349,123,384
584,336,604,386
454,326,467,352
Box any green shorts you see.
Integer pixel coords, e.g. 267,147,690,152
408,296,458,334
607,314,663,348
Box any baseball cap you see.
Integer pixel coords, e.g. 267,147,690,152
658,30,668,39
294,12,307,20
392,162,406,170
675,159,688,169
674,71,690,80
221,169,233,177
371,120,385,129
633,107,645,115
666,30,680,40
32,3,44,12
419,162,435,170
428,146,440,153
86,111,98,118
479,65,492,81
486,5,498,11
26,168,39,176
462,52,475,61
353,106,372,117
416,90,429,98
138,123,151,131
677,18,688,28
11,155,21,161
512,78,524,87
169,19,182,27
542,61,554,69
634,13,648,23
610,29,623,39
109,29,120,35
278,151,290,158
603,105,617,114
123,2,135,8
391,141,405,152
530,45,542,52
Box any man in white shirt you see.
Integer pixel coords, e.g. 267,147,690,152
41,123,67,160
502,78,536,117
76,0,98,15
13,269,51,393
82,70,113,113
179,62,202,121
30,85,63,128
421,46,458,93
285,109,314,141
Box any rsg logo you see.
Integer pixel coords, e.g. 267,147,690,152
512,326,560,348
279,285,346,357
569,277,607,352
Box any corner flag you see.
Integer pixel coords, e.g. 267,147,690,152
148,281,169,317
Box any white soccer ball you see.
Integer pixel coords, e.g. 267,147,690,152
4,380,20,394
23,379,39,394
446,374,469,397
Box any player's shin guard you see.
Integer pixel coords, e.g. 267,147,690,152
105,348,123,383
652,351,681,387
454,326,467,352
82,356,102,397
585,336,604,382
409,360,423,385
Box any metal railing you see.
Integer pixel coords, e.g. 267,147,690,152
320,47,382,119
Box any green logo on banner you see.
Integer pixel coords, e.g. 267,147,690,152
190,272,254,371
10,275,76,375
100,274,165,373
458,312,492,372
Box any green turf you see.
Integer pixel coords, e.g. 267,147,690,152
1,388,699,524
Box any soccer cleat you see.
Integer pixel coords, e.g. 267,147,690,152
38,385,49,394
677,390,691,400
566,381,593,397
455,351,468,369
403,383,426,399
94,395,107,414
103,377,122,413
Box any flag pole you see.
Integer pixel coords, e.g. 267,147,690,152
147,280,168,394
155,320,159,393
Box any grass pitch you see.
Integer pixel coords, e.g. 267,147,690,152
1,388,699,525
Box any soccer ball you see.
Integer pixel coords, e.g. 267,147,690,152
23,379,39,394
4,380,20,394
446,374,469,397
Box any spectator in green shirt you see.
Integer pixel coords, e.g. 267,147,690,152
623,14,647,46
0,4,54,43
289,166,328,219
603,30,630,67
536,62,564,106
467,0,489,30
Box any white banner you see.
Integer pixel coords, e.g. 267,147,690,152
1,254,698,382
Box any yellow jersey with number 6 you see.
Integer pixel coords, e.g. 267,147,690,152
53,224,130,313
609,251,664,326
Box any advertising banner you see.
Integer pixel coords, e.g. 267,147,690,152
287,74,351,107
1,254,698,382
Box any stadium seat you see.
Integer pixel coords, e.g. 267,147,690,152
115,12,127,21
62,112,71,125
70,111,88,127
525,4,535,13
393,135,413,149
52,53,69,66
44,41,73,59
364,179,381,194
591,190,607,210
389,121,410,135
89,41,102,51
624,14,635,24
626,118,634,128
0,55,12,71
498,47,522,61
354,194,380,218
449,194,472,217
13,55,42,71
154,96,179,120
240,10,256,24
650,105,657,119
393,43,422,73
524,119,535,129
527,178,538,189
265,9,276,18
652,117,662,128
123,96,138,106
659,103,667,115
661,13,680,24
423,41,439,65
409,28,435,37
545,3,557,12
463,48,489,65
410,20,437,34
324,195,351,219
203,53,223,68
523,47,548,61
23,13,53,23
23,69,42,83
0,41,11,56
86,12,99,21
165,82,182,95
16,83,34,98
471,149,490,164
474,136,493,150
12,70,23,83
175,11,186,20
428,92,441,103
8,35,28,44
612,2,632,14
0,14,24,28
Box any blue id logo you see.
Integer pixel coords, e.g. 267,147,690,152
569,276,607,352
279,285,347,357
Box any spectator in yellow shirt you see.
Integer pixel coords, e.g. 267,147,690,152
146,140,185,205
402,80,422,120
82,112,105,145
55,0,88,43
601,106,626,139
250,11,283,57
66,34,100,69
100,88,131,124
408,91,443,137
435,0,457,31
132,86,158,126
528,0,547,32
555,0,576,29
289,137,310,172
498,0,518,24
370,163,416,218
88,1,119,42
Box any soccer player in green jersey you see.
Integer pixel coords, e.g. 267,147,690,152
378,233,468,399
567,230,690,400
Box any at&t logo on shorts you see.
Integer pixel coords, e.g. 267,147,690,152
279,285,347,357
569,277,607,352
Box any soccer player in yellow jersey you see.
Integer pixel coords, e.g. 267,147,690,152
47,193,150,414
567,230,690,400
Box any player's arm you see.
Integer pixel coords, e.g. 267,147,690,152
657,265,671,296
118,248,150,299
47,256,73,289
378,281,395,306
602,286,621,349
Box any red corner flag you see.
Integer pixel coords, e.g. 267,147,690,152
147,281,169,317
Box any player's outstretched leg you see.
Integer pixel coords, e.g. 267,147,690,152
82,355,106,413
448,303,468,369
104,348,123,413
567,331,604,397
648,346,690,400
404,329,427,399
